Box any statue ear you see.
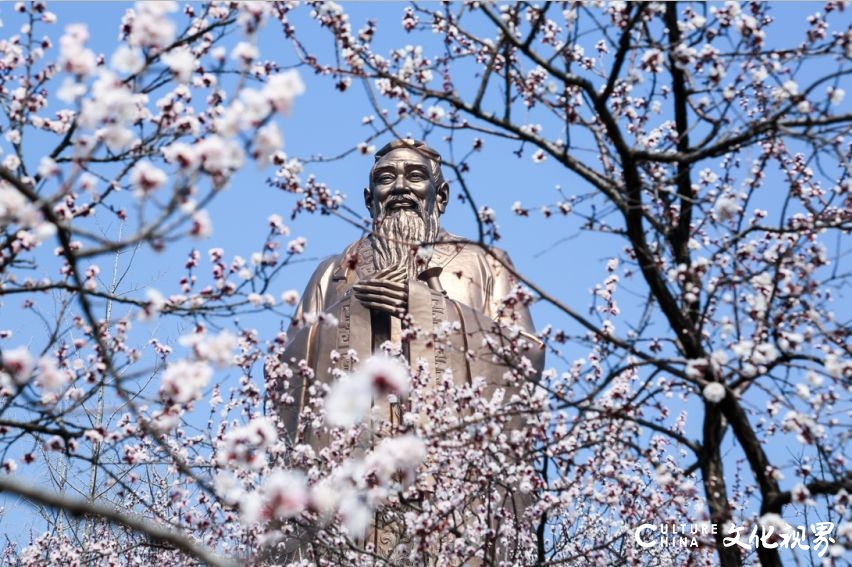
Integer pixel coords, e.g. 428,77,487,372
436,181,449,214
363,187,372,213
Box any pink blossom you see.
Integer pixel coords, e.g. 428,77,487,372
216,417,278,470
58,24,96,77
130,162,168,197
264,70,306,113
110,45,145,74
161,46,195,83
1,346,34,387
159,360,212,404
259,470,309,520
281,290,300,306
190,210,213,239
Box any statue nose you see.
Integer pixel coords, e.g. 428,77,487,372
391,174,406,191
389,178,410,196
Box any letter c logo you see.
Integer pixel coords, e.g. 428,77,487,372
635,524,657,548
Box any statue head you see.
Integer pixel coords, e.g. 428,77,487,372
365,140,450,272
364,139,449,221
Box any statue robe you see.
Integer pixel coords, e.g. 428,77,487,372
277,231,543,444
273,231,544,561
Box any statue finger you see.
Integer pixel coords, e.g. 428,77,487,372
354,286,406,298
354,290,406,304
354,281,406,294
359,300,406,315
355,293,405,307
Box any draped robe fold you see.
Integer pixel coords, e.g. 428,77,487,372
273,232,544,560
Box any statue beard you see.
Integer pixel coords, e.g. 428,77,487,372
370,204,440,277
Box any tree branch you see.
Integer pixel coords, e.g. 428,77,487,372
0,475,236,567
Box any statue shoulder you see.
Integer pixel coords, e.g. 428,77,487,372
312,255,338,279
437,232,513,266
294,239,364,311
302,242,353,291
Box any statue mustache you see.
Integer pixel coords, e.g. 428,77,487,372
379,193,424,215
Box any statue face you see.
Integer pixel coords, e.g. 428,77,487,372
366,147,447,219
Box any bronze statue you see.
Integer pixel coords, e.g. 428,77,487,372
274,139,544,559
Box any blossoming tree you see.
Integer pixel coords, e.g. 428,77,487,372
274,2,851,565
0,2,850,567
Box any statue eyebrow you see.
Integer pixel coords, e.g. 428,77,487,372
372,164,396,178
404,162,428,174
371,162,427,179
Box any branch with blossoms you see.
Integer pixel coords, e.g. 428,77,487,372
0,474,236,567
269,2,851,565
0,2,334,564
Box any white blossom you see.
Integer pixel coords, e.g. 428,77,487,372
58,24,96,77
264,70,305,114
426,105,445,121
1,346,34,387
34,357,71,391
127,2,177,49
339,493,371,535
190,210,213,239
161,46,195,83
325,374,372,427
162,142,199,172
129,162,168,197
702,382,726,403
231,41,259,66
159,360,212,404
252,122,283,166
110,45,145,74
216,417,278,470
257,470,308,520
178,330,237,366
281,290,300,306
714,195,742,221
356,354,411,397
828,87,845,105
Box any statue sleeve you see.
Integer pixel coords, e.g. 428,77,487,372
484,247,537,339
275,256,337,443
290,256,337,325
407,246,543,386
